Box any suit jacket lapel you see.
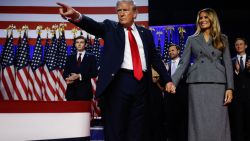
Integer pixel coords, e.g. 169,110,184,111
136,25,149,65
116,23,125,51
194,33,213,60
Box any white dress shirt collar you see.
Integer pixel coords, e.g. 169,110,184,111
77,50,86,61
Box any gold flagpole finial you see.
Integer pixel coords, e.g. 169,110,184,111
59,23,67,35
178,27,186,38
45,27,50,38
22,25,29,36
156,31,163,36
9,24,16,30
36,25,43,35
165,26,175,34
22,25,29,31
156,31,163,40
9,24,16,35
71,27,78,38
59,23,67,30
51,24,58,35
149,27,155,32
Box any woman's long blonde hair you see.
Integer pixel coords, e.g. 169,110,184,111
194,8,225,51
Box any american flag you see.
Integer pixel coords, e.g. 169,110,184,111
0,32,9,100
42,33,58,101
178,27,186,57
56,31,67,101
92,38,101,67
0,33,15,100
85,34,93,54
0,0,148,45
162,30,170,64
156,37,162,56
14,31,30,100
43,34,50,61
29,33,43,101
70,36,77,55
91,37,102,117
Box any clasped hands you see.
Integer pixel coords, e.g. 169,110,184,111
65,73,80,84
165,82,176,94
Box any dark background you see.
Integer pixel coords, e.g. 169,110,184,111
149,0,250,56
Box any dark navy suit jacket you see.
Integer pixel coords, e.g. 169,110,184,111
63,52,98,100
72,15,171,98
232,55,250,96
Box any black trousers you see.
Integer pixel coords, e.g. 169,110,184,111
100,69,147,141
163,82,188,141
229,88,250,141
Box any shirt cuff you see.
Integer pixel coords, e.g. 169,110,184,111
72,11,82,22
235,70,239,75
79,74,82,81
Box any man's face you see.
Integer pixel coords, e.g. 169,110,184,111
116,2,137,27
168,46,180,59
75,38,85,52
235,39,247,54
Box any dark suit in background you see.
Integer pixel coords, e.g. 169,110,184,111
164,60,188,141
229,55,250,141
63,52,98,101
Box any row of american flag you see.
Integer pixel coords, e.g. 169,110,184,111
150,26,186,64
0,26,102,116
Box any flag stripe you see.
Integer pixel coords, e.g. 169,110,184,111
0,6,148,14
15,67,30,100
57,71,66,101
0,0,148,7
0,13,148,22
1,67,15,100
15,72,27,100
33,69,43,100
42,66,57,101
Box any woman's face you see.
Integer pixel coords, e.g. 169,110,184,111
198,11,211,30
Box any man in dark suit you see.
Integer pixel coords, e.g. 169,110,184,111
164,44,188,141
63,36,98,101
229,37,250,141
57,1,175,141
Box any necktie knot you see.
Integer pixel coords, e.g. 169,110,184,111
127,27,132,31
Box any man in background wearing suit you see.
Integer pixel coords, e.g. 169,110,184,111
63,36,98,101
229,37,250,141
164,44,188,141
57,1,175,141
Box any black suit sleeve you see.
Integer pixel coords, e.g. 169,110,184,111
71,15,106,38
147,29,172,84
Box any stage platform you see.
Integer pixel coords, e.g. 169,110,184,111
0,101,104,141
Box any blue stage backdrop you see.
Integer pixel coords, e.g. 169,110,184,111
150,24,195,63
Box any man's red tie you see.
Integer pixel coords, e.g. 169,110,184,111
127,27,143,80
77,53,82,67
